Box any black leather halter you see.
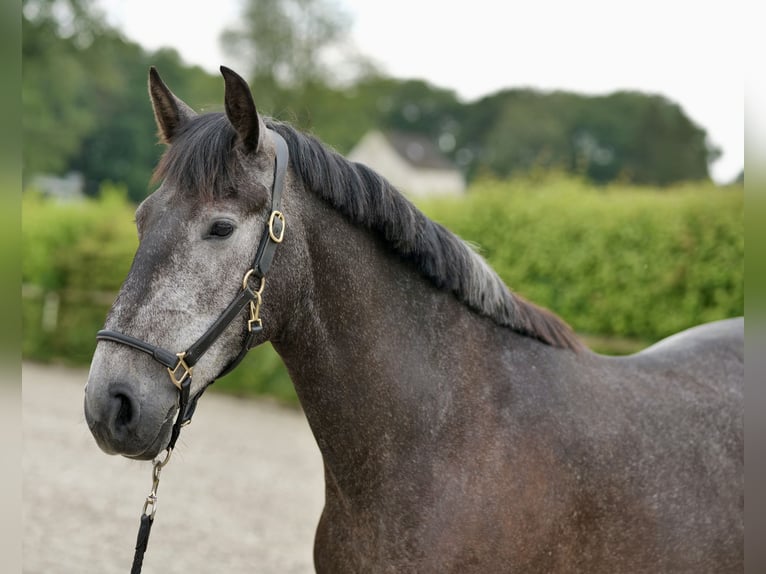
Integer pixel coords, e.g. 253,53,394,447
96,130,289,453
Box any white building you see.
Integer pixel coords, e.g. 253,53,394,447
348,131,466,198
29,172,85,202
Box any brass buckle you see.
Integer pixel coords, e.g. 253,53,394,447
167,352,192,390
268,210,286,243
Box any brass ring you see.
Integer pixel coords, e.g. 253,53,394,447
242,268,265,295
242,268,255,290
268,211,286,243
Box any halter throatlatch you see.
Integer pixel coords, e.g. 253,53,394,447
95,130,289,574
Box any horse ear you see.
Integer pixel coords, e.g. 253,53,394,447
148,67,196,144
220,66,265,153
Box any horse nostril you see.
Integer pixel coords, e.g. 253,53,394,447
109,387,139,431
115,393,133,427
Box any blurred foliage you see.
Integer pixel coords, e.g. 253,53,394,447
454,89,717,185
221,0,355,89
22,2,223,201
22,0,726,204
420,176,743,340
22,1,100,176
22,183,137,362
0,0,22,387
22,184,137,292
22,178,743,404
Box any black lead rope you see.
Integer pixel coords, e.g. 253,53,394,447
131,515,154,574
129,377,190,574
96,131,289,574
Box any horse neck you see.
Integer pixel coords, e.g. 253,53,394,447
271,190,526,495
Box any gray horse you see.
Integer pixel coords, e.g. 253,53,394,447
84,67,743,573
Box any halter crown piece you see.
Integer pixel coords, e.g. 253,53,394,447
95,130,289,574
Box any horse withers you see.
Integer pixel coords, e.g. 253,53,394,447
84,66,744,573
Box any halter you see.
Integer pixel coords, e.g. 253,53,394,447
95,130,289,573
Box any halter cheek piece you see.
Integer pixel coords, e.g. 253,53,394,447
95,130,289,453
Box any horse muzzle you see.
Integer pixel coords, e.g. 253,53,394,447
84,377,175,460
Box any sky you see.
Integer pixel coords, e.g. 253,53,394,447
96,0,744,184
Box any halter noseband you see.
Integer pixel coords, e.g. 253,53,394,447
96,129,289,453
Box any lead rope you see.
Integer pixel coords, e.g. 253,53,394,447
130,375,191,574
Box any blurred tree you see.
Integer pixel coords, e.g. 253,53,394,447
22,0,720,199
70,43,224,201
371,78,463,139
22,0,105,177
302,76,462,154
481,91,575,178
219,0,378,131
269,76,462,159
221,0,355,89
22,0,105,44
23,0,225,201
570,91,717,185
456,89,716,185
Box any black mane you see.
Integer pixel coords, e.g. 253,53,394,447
153,113,581,351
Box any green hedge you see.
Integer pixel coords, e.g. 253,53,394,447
22,177,743,403
419,176,743,340
23,186,138,363
23,185,138,292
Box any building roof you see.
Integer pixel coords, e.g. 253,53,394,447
383,131,457,171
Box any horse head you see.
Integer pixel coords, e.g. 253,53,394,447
84,67,304,459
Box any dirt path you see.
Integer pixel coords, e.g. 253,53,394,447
23,362,324,574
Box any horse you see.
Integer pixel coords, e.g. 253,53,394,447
84,66,744,573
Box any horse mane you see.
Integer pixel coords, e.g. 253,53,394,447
153,112,582,351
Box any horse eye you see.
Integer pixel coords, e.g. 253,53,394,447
208,220,235,238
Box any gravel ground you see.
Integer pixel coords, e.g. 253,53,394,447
22,362,324,574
